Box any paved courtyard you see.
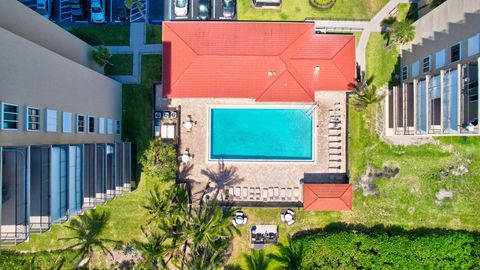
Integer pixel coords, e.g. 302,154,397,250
168,91,347,202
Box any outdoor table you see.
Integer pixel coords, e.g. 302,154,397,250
284,213,293,222
235,216,244,224
183,121,193,130
181,154,190,163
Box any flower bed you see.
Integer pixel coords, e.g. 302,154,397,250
309,0,336,9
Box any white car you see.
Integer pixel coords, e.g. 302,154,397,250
91,0,106,23
174,0,188,17
36,0,52,20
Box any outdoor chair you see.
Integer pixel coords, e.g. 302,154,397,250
234,186,241,199
273,187,279,199
268,187,274,199
242,217,248,225
228,187,234,198
287,219,295,225
262,188,268,201
242,187,248,199
255,187,261,200
293,187,300,201
286,188,292,200
280,188,286,200
249,187,255,200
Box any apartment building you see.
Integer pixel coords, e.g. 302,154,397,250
0,0,131,245
386,0,480,136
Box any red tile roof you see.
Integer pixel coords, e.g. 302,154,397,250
303,184,352,211
162,22,355,102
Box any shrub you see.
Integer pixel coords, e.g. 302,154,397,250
292,225,480,269
140,140,178,181
310,0,336,9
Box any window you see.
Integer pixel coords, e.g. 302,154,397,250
77,114,85,133
2,103,19,130
115,120,121,135
423,56,431,73
107,119,113,134
26,106,40,131
450,43,461,63
46,109,57,132
468,33,480,57
99,117,105,134
402,66,408,81
63,112,72,133
411,61,420,78
435,49,446,69
88,116,95,133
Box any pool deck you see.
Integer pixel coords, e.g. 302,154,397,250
168,91,347,203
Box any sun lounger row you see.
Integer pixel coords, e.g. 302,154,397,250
328,102,343,173
228,186,301,202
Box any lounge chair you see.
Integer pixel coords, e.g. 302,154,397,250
249,187,255,200
273,187,279,200
293,187,300,201
242,187,248,199
255,187,261,200
286,188,292,200
268,187,274,199
228,187,234,198
280,188,286,200
262,188,268,201
234,186,241,199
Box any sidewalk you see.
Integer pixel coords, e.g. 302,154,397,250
106,22,162,84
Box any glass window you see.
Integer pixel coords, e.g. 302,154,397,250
77,114,85,133
411,61,420,78
115,120,120,135
451,43,461,63
423,56,431,73
107,119,113,134
402,66,408,81
46,109,57,132
88,116,95,133
467,33,480,57
435,49,446,69
99,117,105,134
2,103,19,130
27,107,40,131
63,112,72,133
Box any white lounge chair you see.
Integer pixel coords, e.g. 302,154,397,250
268,187,274,199
234,186,241,199
242,187,248,199
293,187,300,201
280,188,286,200
262,188,268,201
286,188,292,200
273,187,279,200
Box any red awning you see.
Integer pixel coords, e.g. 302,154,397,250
303,184,352,211
162,21,356,102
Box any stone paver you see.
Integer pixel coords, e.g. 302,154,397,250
106,22,162,84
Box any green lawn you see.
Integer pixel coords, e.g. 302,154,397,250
366,32,399,87
105,54,133,75
70,25,130,46
146,25,163,44
237,0,389,21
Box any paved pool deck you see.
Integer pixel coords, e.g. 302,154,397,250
167,91,347,201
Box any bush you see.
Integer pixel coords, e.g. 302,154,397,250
309,0,336,9
0,250,78,270
292,224,480,269
140,140,178,181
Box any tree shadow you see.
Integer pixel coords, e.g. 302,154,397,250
201,160,244,200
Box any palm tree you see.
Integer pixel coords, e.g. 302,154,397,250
23,255,65,270
269,235,304,270
201,161,244,200
91,46,112,67
388,20,415,46
135,229,172,269
61,209,116,267
124,0,145,18
243,249,272,270
349,82,385,112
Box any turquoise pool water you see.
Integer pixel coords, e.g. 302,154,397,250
210,108,313,160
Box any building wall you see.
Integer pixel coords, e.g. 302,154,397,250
401,0,480,82
0,0,102,73
0,27,122,146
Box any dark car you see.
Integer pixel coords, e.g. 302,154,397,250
198,0,210,20
116,6,129,22
223,0,235,19
70,0,85,19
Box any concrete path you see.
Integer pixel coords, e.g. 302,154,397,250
106,22,162,84
309,0,410,72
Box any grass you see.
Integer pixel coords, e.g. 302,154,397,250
104,54,133,76
146,25,163,44
237,0,389,21
366,32,399,87
70,25,130,46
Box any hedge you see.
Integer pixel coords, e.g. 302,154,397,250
292,224,480,269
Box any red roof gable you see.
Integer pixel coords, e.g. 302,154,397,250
303,184,352,211
162,22,355,102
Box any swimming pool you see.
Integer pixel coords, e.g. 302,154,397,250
209,107,314,161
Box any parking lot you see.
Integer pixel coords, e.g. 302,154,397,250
167,0,237,20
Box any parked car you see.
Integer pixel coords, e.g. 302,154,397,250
174,0,188,17
223,0,235,18
70,0,85,20
36,0,52,20
198,0,210,20
91,0,106,23
116,6,129,22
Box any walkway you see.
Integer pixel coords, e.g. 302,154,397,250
106,22,162,84
308,0,410,71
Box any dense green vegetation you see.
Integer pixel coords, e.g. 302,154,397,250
292,224,480,269
70,25,130,46
140,141,177,180
105,54,133,75
237,0,388,21
0,250,79,270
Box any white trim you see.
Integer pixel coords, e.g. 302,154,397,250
1,102,20,130
25,106,41,132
